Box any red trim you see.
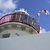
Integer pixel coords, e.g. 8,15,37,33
0,21,40,33
0,13,40,33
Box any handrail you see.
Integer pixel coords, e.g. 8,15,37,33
0,13,40,33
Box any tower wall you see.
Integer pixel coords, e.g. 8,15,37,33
0,32,50,50
0,22,37,38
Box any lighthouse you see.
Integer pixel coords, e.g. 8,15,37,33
0,8,40,38
0,9,50,50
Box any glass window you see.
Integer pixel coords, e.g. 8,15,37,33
15,14,19,21
11,13,20,21
5,14,12,22
33,19,39,29
28,16,32,24
23,15,28,22
11,14,15,21
0,14,12,24
18,14,24,22
2,34,10,38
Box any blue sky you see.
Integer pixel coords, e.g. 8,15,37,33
0,0,50,33
18,0,50,33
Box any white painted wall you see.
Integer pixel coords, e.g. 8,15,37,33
0,32,50,50
0,29,32,38
0,22,37,38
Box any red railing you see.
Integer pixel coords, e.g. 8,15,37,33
0,13,40,33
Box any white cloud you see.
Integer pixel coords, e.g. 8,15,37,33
39,27,50,34
49,31,50,32
40,27,47,33
46,0,50,4
0,0,18,17
48,0,50,3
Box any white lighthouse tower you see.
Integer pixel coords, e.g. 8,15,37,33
0,8,40,38
0,9,50,50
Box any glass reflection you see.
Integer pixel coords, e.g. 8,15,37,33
28,16,32,24
23,15,28,22
11,14,15,21
15,14,20,21
33,19,39,29
0,13,39,32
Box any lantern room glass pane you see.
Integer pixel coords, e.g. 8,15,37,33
28,16,32,24
0,14,12,24
11,14,20,21
33,19,39,29
15,14,20,21
11,14,16,21
23,15,28,22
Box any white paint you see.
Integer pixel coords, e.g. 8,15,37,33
0,33,50,50
16,8,30,15
0,22,37,38
0,29,31,37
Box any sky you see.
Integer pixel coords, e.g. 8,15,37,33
0,0,50,33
